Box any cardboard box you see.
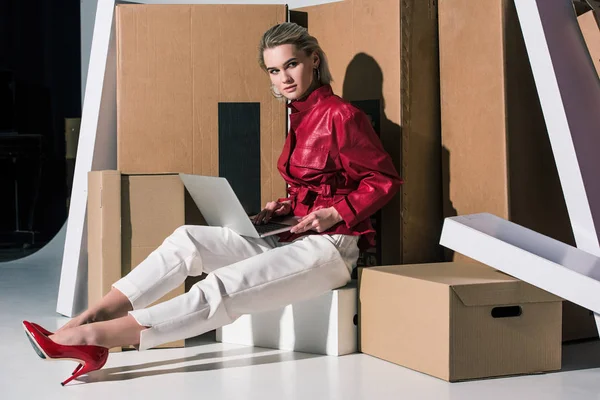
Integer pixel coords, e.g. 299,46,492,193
438,0,596,341
578,10,600,77
88,171,193,349
440,213,600,337
216,282,357,356
359,262,562,382
116,4,287,210
293,0,442,265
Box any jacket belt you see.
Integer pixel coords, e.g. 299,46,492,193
290,184,353,205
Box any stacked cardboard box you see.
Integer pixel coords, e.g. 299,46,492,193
439,0,596,342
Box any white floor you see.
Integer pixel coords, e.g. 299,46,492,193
3,256,600,399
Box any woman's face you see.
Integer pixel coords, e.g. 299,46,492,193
263,44,319,101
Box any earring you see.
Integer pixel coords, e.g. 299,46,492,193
315,68,321,82
270,84,283,98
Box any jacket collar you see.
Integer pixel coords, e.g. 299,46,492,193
288,84,333,113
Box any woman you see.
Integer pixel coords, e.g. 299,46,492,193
23,22,402,386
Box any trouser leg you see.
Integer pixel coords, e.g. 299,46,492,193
112,225,277,311
130,234,359,350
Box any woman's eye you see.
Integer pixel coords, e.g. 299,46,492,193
269,70,279,75
288,62,298,68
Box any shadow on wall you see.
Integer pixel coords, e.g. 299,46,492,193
342,53,403,266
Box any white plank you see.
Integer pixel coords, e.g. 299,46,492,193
56,0,117,316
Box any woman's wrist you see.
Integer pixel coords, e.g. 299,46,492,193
329,206,343,223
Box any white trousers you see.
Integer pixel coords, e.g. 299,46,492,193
112,226,359,350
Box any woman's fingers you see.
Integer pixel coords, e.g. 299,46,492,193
291,214,316,233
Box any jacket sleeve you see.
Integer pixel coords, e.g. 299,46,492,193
332,109,403,228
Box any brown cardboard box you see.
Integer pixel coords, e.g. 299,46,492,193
293,0,442,265
578,10,600,76
359,263,562,382
116,4,287,209
438,0,597,342
88,171,190,349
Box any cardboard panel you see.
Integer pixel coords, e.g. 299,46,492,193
450,292,561,381
295,0,442,265
116,4,287,208
360,267,451,380
439,0,574,264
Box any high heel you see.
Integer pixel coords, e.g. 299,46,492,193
22,321,108,386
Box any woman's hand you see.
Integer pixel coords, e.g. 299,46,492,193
253,200,292,225
290,207,343,234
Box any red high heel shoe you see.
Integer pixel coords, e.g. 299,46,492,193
23,321,108,386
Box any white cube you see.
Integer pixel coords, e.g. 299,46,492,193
216,282,357,356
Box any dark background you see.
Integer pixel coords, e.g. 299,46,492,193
0,0,81,259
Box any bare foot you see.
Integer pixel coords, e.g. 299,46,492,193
49,326,89,346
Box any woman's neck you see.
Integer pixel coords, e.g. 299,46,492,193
295,81,323,102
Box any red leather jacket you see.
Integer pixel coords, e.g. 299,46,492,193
277,85,402,249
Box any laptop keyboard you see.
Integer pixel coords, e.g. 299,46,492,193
254,221,291,234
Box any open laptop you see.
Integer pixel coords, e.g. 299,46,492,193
179,174,299,238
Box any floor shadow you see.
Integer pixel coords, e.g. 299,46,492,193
561,339,600,372
441,145,457,261
99,346,275,376
78,350,320,384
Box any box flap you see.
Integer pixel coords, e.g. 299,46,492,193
367,262,562,306
451,281,562,307
366,262,516,286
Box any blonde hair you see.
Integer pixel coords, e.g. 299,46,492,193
258,22,333,86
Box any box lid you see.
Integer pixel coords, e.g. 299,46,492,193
365,262,562,306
